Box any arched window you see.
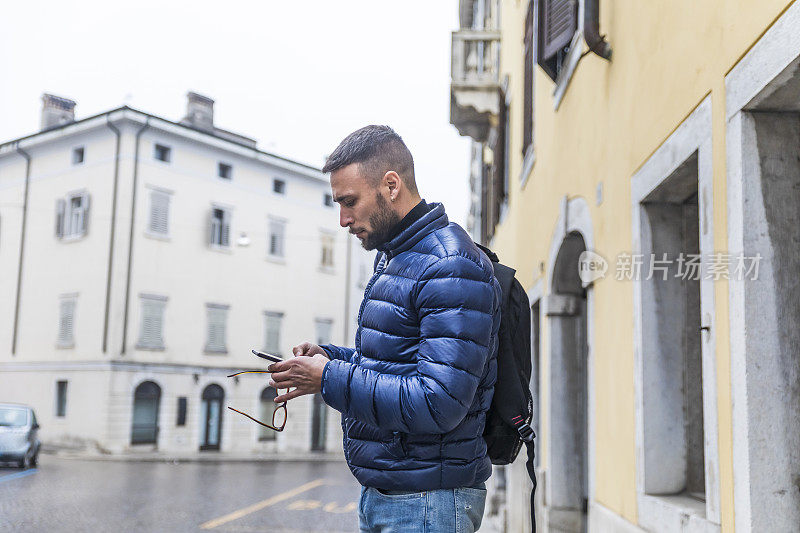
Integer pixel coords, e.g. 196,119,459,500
258,387,279,441
131,381,161,445
200,384,224,451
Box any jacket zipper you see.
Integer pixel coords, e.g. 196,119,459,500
354,253,388,357
344,253,388,464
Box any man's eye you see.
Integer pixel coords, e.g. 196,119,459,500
345,200,356,207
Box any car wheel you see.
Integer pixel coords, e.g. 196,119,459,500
30,452,38,467
19,453,31,470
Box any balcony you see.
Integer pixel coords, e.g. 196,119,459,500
450,29,502,142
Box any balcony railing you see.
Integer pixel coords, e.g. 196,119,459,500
451,29,501,88
450,29,502,142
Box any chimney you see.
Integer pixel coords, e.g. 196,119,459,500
182,92,214,131
40,94,76,131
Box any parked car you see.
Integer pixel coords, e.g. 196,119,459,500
0,403,41,469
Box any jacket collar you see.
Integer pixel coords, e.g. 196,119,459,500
378,202,448,258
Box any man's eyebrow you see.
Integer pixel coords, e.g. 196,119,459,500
333,194,354,204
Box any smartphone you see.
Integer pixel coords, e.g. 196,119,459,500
251,349,283,363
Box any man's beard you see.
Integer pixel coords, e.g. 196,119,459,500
361,192,401,251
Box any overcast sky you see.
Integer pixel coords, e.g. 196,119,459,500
0,0,471,226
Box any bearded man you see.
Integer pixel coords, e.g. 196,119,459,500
268,125,501,533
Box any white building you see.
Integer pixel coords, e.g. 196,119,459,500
0,93,373,455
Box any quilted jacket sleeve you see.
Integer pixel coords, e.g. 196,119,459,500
320,344,356,363
321,254,497,435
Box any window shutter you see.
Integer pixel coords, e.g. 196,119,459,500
537,0,578,80
269,220,285,257
206,306,228,352
221,210,230,247
208,210,217,245
55,198,66,238
523,1,535,155
58,298,75,345
149,192,170,235
491,98,509,231
264,312,282,353
80,193,90,235
139,299,165,348
315,319,332,345
542,0,577,57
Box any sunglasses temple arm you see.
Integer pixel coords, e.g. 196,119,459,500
227,406,283,431
226,370,272,378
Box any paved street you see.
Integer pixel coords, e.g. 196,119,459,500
0,455,361,533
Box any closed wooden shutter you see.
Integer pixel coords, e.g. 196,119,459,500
206,305,228,352
148,191,170,235
138,296,165,348
263,312,283,353
58,297,76,346
315,319,332,345
491,96,508,232
269,219,285,257
523,1,535,155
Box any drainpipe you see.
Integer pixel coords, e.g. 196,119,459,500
11,145,31,355
103,115,122,354
121,118,150,355
583,0,612,60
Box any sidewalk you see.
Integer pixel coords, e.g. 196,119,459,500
44,447,346,464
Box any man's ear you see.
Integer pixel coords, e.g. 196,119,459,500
383,171,402,202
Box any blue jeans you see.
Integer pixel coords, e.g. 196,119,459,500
358,483,486,533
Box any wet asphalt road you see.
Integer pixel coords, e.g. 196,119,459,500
0,456,361,533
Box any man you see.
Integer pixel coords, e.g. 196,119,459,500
268,125,501,533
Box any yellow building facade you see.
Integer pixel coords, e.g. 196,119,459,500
451,1,800,531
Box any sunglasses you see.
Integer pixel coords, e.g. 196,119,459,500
226,350,289,432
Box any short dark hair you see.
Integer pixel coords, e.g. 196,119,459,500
322,125,417,194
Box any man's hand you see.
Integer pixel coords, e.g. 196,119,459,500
292,342,328,358
269,354,329,403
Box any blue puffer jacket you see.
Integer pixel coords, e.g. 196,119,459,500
320,203,501,491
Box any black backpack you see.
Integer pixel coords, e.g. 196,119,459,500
476,243,538,533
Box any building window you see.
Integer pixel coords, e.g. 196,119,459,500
315,318,333,346
263,311,283,354
218,162,232,180
484,98,509,243
55,380,68,417
137,294,166,350
320,233,335,269
131,381,161,445
72,147,84,165
55,192,90,239
273,179,286,195
57,295,76,347
209,207,231,247
537,0,578,81
636,150,713,506
268,218,286,258
205,304,229,354
522,1,535,156
324,193,334,207
258,387,279,441
154,144,171,163
200,384,225,450
147,189,171,236
176,397,187,426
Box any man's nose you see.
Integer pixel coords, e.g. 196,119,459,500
340,211,353,228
